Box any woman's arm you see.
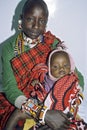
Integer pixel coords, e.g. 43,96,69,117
2,38,25,106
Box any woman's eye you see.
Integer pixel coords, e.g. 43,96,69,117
26,17,34,22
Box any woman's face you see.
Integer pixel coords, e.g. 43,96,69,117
22,6,48,39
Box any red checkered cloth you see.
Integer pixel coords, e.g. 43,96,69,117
24,63,48,101
0,93,15,130
10,31,60,97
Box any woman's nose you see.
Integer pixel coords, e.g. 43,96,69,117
33,19,39,29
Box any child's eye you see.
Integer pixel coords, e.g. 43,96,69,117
64,64,70,68
52,65,59,69
39,19,46,25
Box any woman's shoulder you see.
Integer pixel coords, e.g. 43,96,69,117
2,33,18,50
45,31,61,40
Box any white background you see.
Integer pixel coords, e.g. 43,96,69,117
0,0,87,121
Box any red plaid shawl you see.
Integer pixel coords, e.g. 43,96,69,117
10,31,60,96
0,93,15,130
0,31,60,129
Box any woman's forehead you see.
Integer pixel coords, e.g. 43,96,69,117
22,1,48,18
24,5,46,15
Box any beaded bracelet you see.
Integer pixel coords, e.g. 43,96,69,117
21,99,41,119
21,99,49,124
39,106,49,125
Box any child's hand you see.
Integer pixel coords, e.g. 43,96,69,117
31,79,40,86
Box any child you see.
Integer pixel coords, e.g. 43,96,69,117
29,45,87,129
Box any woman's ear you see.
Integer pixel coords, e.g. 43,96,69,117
20,14,23,19
18,15,22,30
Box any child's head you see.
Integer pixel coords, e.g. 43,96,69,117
48,45,75,81
50,51,71,80
20,0,49,39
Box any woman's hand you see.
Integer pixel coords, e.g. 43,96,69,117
35,125,52,130
5,109,32,130
44,110,71,130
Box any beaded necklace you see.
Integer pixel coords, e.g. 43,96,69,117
14,33,24,56
14,32,44,56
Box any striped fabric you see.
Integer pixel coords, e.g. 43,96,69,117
46,73,79,111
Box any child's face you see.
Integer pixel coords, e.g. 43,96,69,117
50,53,71,79
22,5,48,39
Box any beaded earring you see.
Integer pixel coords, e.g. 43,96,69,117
18,19,22,30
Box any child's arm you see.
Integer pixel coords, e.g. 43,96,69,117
31,79,40,86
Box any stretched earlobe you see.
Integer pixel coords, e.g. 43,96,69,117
18,19,22,30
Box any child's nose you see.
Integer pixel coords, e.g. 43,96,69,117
59,66,64,70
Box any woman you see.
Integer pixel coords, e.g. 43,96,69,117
0,0,84,129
